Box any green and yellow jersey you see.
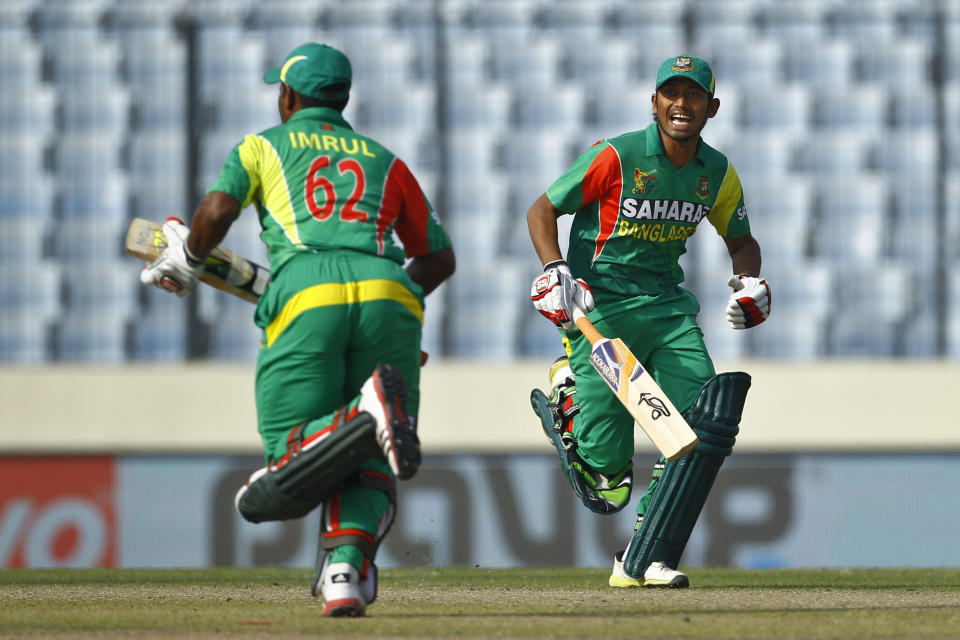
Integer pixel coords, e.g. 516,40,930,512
208,107,450,275
546,122,749,298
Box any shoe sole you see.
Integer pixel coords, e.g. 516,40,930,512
372,365,420,480
322,598,365,617
644,575,690,589
608,575,642,588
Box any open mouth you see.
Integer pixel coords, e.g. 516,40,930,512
669,112,693,128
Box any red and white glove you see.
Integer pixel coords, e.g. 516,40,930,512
530,260,595,331
726,275,771,329
139,217,202,297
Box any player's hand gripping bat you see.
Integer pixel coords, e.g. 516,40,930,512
573,307,698,461
126,217,270,303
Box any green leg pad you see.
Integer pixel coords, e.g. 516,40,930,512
623,372,751,576
236,413,380,523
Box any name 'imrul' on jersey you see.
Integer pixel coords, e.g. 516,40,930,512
208,106,450,275
546,122,750,297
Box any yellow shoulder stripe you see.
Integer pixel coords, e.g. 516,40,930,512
237,135,304,248
706,162,743,236
264,279,423,347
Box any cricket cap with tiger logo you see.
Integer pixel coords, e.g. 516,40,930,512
655,55,715,96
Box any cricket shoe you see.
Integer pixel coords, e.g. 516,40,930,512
314,561,366,617
359,364,420,480
608,551,689,589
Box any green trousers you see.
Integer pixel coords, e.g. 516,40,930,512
253,250,424,569
563,286,715,517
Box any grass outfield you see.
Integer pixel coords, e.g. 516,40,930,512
1,567,959,639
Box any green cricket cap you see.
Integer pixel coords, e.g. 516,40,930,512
263,42,352,100
656,55,715,95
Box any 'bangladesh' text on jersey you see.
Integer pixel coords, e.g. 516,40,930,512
207,107,450,276
546,122,750,297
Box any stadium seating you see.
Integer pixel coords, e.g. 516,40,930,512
0,0,954,362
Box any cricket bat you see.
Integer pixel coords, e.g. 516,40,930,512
573,307,698,461
125,217,271,303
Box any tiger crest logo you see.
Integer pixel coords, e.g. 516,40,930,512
633,168,657,195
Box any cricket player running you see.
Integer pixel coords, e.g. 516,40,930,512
140,43,455,616
528,56,769,587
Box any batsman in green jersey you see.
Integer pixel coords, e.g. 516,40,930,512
141,43,455,616
528,56,769,588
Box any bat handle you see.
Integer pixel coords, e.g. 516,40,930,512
572,306,603,346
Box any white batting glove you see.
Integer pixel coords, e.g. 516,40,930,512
726,275,771,329
530,260,595,331
139,217,202,297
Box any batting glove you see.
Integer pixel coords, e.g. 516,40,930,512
139,217,202,297
726,275,771,329
531,260,595,331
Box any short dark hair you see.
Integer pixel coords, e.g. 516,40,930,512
298,83,350,112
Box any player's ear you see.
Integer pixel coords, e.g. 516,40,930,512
708,97,720,118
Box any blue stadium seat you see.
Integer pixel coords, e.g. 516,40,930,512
0,175,55,224
594,86,656,133
740,85,812,135
53,218,126,266
781,39,855,88
827,263,909,356
456,2,538,44
202,296,260,360
758,2,831,46
0,313,54,363
356,83,435,131
690,1,762,48
0,220,47,266
0,86,56,137
345,39,420,92
741,174,814,265
858,40,933,86
719,131,796,177
874,130,939,175
447,261,526,359
696,39,784,89
445,83,513,132
447,130,502,179
57,311,129,362
0,260,62,321
442,35,491,88
830,2,898,48
813,84,890,132
562,36,636,92
64,261,139,320
0,31,44,92
132,301,188,361
891,88,937,130
531,3,607,42
793,131,873,177
811,175,889,266
489,37,563,88
61,84,132,136
749,261,830,359
514,84,586,131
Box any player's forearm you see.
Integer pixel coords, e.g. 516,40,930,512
186,191,241,260
527,193,565,266
727,234,762,277
407,246,456,296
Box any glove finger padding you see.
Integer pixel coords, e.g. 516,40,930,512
530,261,593,330
139,217,201,297
725,275,770,329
